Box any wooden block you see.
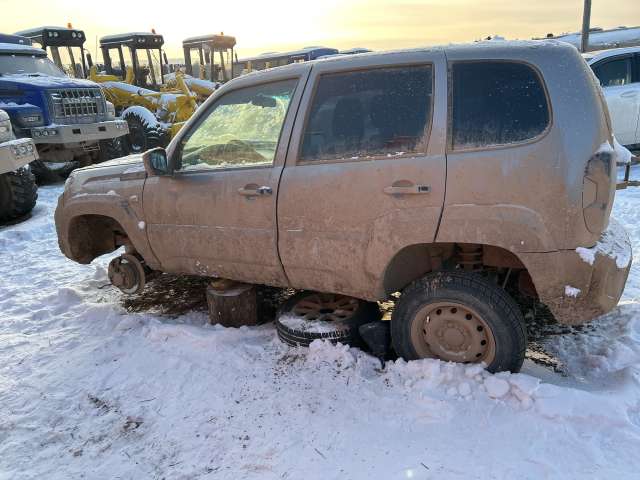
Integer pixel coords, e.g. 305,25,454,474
206,280,258,327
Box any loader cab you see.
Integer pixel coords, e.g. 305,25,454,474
100,32,165,90
232,46,338,77
15,26,88,78
182,33,236,83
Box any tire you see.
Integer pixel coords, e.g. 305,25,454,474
391,271,526,373
275,291,381,348
30,159,78,185
0,167,38,222
98,137,128,162
122,108,169,154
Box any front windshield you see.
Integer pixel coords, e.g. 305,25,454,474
0,53,66,77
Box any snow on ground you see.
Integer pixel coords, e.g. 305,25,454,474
2,182,640,479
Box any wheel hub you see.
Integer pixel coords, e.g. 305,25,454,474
413,302,495,364
292,293,358,322
108,254,146,294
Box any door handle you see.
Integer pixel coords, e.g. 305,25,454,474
620,91,638,98
383,184,431,195
238,185,273,196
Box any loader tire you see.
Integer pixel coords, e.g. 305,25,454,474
0,167,38,222
123,109,169,154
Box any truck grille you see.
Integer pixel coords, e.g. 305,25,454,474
48,88,105,124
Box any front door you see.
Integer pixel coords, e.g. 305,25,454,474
277,51,448,300
142,68,308,287
593,54,640,146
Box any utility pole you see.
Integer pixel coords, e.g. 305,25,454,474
581,0,592,52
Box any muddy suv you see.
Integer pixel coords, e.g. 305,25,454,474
55,41,632,372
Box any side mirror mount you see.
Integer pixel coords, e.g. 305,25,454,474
142,147,170,176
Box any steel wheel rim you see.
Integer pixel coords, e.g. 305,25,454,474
410,301,496,364
292,293,359,322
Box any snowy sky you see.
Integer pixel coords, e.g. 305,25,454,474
1,0,638,60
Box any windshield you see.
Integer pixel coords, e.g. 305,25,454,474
0,53,66,77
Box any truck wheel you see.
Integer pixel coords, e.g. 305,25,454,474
122,108,169,154
99,137,128,162
30,159,78,185
275,291,381,348
391,271,526,373
0,167,38,222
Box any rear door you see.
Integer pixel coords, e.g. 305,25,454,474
592,54,640,145
277,51,447,300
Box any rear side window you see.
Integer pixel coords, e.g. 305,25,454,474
451,61,550,149
300,65,433,162
592,57,633,87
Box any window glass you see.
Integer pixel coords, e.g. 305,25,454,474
451,61,550,149
178,79,297,171
593,57,633,87
300,65,433,162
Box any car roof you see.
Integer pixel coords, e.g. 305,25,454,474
583,46,640,64
235,40,577,81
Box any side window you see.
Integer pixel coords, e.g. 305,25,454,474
300,65,433,162
592,57,633,87
178,79,297,171
451,61,550,149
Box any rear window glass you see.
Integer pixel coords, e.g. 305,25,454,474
300,65,433,161
451,61,550,149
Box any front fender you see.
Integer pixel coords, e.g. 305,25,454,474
55,183,159,268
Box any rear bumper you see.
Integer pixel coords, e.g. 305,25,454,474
31,120,128,145
523,219,632,325
0,138,38,174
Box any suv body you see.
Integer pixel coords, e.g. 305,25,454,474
0,34,128,178
585,46,640,149
56,41,631,366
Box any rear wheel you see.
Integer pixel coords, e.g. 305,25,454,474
391,271,526,373
0,167,38,222
99,137,128,162
122,108,169,154
30,159,78,184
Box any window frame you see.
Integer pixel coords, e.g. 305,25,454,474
447,59,553,153
171,76,300,174
591,54,635,87
295,62,436,166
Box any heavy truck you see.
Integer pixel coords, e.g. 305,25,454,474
0,109,38,222
0,34,129,183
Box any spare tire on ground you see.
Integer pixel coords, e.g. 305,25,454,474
0,167,38,222
275,291,381,348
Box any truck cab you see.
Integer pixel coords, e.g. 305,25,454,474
0,34,128,181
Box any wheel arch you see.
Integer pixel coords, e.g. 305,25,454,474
380,242,539,298
65,214,128,264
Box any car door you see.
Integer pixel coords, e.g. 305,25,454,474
142,65,310,287
592,54,640,146
278,50,447,300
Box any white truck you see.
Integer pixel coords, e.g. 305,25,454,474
0,109,38,222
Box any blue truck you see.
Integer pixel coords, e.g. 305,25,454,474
0,34,128,182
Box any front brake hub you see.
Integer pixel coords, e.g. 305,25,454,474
107,254,146,294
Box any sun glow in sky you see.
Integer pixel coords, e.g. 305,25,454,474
1,0,638,61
